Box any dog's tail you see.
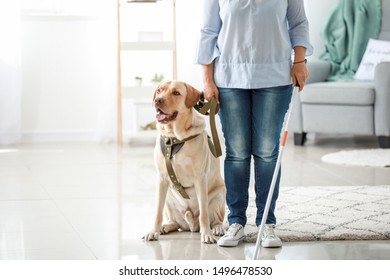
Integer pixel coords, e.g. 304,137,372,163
184,210,199,232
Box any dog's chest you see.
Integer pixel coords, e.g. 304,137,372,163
169,153,195,186
166,187,200,213
157,135,206,187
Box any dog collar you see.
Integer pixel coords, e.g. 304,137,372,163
160,134,199,199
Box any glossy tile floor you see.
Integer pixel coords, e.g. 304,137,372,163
0,134,389,260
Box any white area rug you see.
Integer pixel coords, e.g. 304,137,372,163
321,149,390,167
244,185,390,242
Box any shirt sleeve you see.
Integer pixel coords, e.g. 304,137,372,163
287,0,314,56
194,0,222,65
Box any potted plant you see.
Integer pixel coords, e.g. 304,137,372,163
134,76,143,87
151,73,164,86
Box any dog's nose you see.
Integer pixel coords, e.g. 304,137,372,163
155,97,164,105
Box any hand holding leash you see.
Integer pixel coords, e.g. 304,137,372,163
194,94,222,158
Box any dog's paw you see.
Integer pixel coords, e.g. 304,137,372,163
212,225,225,236
201,232,217,244
161,223,179,234
143,232,160,241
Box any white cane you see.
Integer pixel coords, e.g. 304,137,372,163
252,86,299,260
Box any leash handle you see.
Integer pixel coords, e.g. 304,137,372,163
194,93,219,115
194,94,222,158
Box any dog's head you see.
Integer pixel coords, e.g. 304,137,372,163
152,80,201,124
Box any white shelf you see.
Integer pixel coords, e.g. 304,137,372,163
21,10,97,21
120,41,175,51
126,0,159,3
118,0,176,144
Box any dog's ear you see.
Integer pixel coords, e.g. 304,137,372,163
184,83,201,108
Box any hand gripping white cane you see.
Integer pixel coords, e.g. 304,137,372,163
252,86,299,260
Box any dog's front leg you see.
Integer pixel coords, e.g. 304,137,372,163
143,177,169,241
195,177,216,244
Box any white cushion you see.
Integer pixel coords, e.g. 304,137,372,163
355,39,390,81
301,81,375,105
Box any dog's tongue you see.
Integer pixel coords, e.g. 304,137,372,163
156,113,168,121
156,111,170,121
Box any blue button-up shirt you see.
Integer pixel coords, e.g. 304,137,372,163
194,0,313,89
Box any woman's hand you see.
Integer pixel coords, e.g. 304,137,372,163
203,81,219,102
292,46,309,91
201,63,219,102
292,62,309,91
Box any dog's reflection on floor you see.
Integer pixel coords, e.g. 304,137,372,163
142,231,282,260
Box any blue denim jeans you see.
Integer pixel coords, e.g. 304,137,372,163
218,85,293,227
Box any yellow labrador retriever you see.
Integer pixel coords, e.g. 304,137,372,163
143,80,226,243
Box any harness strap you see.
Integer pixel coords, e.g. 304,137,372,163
160,134,199,199
194,94,222,158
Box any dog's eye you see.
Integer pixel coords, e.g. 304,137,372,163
173,91,181,96
156,88,161,94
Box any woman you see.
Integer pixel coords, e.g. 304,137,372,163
194,0,313,247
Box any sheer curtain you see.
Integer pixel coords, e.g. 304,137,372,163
0,1,21,145
94,0,118,143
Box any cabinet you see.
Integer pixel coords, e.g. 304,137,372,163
116,0,177,145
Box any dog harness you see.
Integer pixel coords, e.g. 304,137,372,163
160,134,199,199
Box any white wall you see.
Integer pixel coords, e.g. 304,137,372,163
304,0,339,58
176,0,202,89
20,0,117,142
